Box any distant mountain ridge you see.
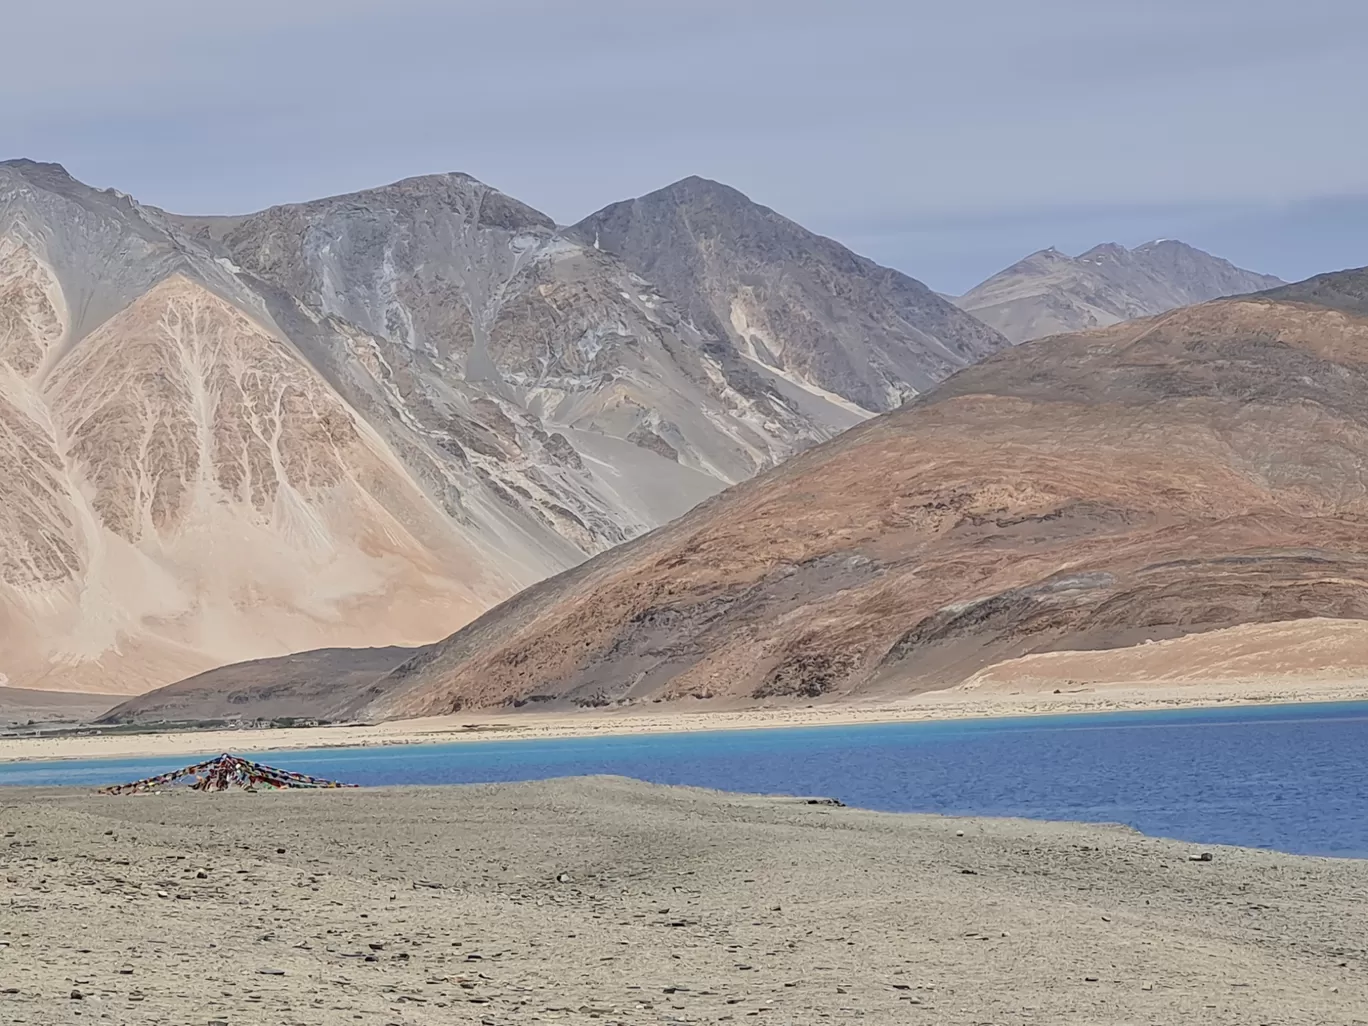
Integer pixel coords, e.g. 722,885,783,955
0,160,1004,694
954,240,1284,343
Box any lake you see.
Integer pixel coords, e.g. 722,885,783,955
4,701,1367,858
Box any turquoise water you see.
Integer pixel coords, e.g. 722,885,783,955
4,701,1367,857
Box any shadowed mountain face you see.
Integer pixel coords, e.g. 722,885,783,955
571,177,1005,412
1,161,995,694
277,268,1368,720
96,647,417,724
955,240,1284,343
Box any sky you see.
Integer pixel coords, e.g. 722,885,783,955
6,0,1368,294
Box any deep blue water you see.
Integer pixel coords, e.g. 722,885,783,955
4,701,1368,858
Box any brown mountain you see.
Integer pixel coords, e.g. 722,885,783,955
954,240,1284,343
104,267,1368,723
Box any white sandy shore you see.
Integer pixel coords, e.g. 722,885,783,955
1,777,1364,1025
3,676,1367,763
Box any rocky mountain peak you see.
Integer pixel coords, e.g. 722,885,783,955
0,158,75,184
1077,242,1128,262
573,181,1006,413
650,175,755,207
1012,247,1074,269
954,240,1284,343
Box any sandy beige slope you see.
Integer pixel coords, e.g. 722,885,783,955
309,270,1368,719
1,272,495,694
0,163,516,692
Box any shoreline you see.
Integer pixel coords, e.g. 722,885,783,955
3,676,1368,765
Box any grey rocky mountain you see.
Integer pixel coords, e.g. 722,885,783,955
571,176,1005,413
953,240,1284,343
1,160,1004,694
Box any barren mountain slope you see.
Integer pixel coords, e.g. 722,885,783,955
0,163,759,692
96,646,417,724
0,164,505,692
955,241,1284,343
571,176,1006,412
317,269,1368,718
4,161,990,695
169,173,826,571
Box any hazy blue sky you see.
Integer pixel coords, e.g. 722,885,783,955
7,0,1367,293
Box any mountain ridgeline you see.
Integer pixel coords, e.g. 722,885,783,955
954,240,1285,343
571,177,1005,411
0,160,1004,694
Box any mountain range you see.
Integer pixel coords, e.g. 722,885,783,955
953,240,1284,343
104,266,1368,724
0,160,1002,693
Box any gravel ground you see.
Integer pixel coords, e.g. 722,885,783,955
1,776,1365,1025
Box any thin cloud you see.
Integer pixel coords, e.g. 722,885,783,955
4,0,1366,289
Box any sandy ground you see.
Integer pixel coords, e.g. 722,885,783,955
3,676,1368,764
960,618,1368,689
0,777,1364,1025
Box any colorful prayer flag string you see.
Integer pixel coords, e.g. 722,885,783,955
98,754,357,794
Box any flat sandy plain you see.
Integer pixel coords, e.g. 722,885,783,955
5,675,1368,763
1,777,1365,1025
